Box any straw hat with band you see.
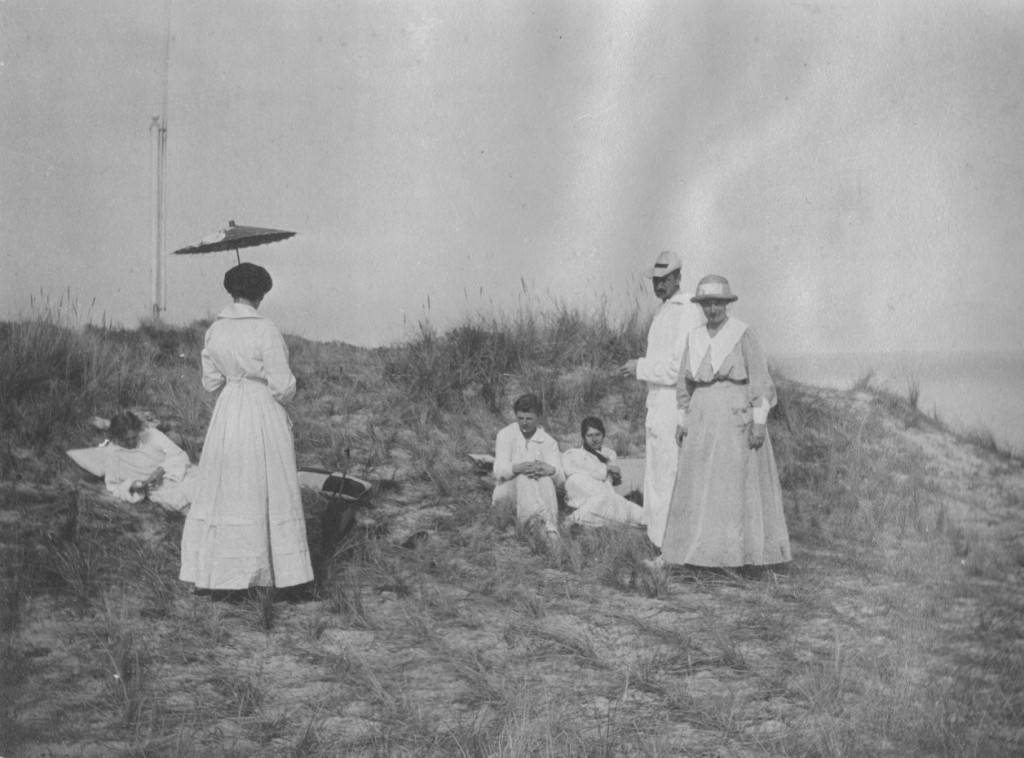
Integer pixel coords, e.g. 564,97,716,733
691,274,738,303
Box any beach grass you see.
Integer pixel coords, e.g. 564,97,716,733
1,303,1023,756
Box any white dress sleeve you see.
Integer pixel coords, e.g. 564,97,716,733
201,326,226,393
261,321,297,403
147,429,191,483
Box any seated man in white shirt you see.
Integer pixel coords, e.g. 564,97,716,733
492,393,565,537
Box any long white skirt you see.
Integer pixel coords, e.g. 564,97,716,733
149,469,197,513
179,381,314,589
662,382,791,567
564,475,644,528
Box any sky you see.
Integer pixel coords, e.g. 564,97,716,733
3,0,1024,355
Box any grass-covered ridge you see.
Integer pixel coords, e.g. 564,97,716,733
1,304,1023,757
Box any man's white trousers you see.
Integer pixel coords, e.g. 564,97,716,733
493,476,559,532
643,390,679,548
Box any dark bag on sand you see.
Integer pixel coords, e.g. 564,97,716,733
298,468,372,552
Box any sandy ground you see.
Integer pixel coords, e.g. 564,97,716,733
3,386,1024,756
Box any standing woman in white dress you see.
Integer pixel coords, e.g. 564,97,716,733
179,263,314,594
659,275,791,569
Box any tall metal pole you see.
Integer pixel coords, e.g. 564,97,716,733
158,115,167,314
150,116,163,324
151,3,170,324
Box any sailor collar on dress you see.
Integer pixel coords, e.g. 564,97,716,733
217,302,265,320
687,317,748,375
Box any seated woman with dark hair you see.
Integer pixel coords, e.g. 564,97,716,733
562,417,644,528
102,410,197,513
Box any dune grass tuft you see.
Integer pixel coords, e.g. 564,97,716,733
382,299,648,417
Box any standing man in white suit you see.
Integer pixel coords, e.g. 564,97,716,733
618,250,704,552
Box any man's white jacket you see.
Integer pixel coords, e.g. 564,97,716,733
636,290,705,411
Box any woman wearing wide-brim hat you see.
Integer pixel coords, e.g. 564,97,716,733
657,274,790,570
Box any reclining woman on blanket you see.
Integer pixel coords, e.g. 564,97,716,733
562,417,644,528
102,411,197,513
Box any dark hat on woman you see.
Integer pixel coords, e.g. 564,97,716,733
691,274,738,303
224,263,273,301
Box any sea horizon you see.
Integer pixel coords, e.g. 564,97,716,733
771,349,1024,454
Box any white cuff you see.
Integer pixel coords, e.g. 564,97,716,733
752,398,770,425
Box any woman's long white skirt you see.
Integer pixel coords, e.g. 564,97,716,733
564,475,644,528
662,382,791,568
180,381,314,589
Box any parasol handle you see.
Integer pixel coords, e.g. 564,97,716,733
235,248,240,265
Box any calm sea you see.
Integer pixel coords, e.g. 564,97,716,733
771,351,1024,455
